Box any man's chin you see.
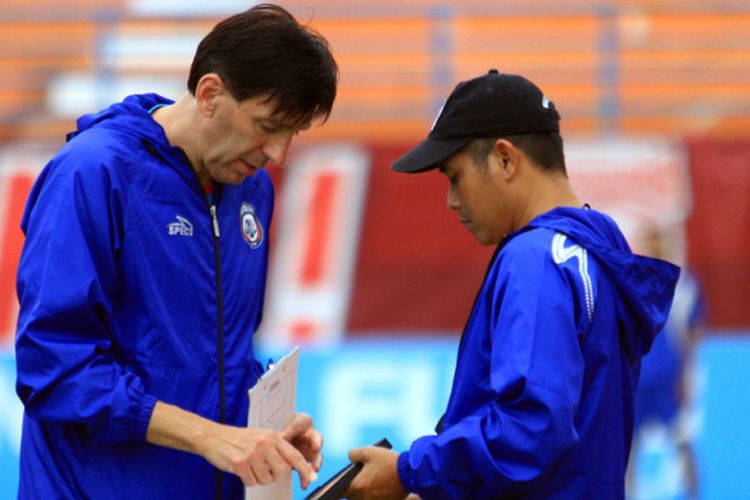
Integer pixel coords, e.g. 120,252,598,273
224,169,257,185
472,230,499,247
224,175,248,185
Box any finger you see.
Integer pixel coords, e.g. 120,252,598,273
280,413,313,441
240,473,258,487
249,456,274,486
296,428,323,464
312,450,323,472
348,447,367,462
278,440,317,489
265,448,293,479
343,476,364,500
234,461,258,488
343,488,361,500
311,432,324,471
309,429,323,454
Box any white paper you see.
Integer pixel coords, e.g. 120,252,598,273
245,346,300,500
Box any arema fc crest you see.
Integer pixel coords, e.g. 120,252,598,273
240,203,264,249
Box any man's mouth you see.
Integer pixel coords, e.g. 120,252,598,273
239,158,258,175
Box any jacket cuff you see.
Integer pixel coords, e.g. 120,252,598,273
137,394,159,441
396,451,413,493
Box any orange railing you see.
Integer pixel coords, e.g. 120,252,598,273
1,3,750,144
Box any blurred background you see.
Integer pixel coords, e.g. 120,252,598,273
1,0,749,498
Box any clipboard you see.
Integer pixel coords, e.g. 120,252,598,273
245,347,300,500
305,438,393,500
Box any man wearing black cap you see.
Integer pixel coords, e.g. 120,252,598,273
344,70,680,499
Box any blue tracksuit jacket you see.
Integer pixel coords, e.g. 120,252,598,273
397,207,680,499
15,94,273,499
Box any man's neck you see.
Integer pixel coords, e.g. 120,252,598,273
517,172,581,230
151,93,202,176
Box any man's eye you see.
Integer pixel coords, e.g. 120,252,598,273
258,122,278,133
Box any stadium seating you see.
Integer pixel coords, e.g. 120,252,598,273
1,1,750,142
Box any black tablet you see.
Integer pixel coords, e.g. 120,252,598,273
305,438,392,500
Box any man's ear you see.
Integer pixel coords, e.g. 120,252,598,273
194,73,225,118
493,139,519,181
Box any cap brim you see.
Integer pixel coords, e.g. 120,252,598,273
390,137,471,173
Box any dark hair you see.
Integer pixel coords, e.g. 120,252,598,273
187,4,338,126
466,132,567,176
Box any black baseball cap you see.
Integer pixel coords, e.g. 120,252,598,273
391,69,560,173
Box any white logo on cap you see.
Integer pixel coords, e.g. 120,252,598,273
542,96,551,109
431,100,447,131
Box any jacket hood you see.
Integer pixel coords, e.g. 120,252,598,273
65,94,200,185
67,93,175,150
528,206,680,358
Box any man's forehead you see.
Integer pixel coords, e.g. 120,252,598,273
438,151,467,173
248,94,314,130
241,99,310,131
265,114,312,131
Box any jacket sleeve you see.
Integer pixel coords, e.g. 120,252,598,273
15,154,157,444
397,239,587,498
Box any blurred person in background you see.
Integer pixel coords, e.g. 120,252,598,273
344,70,679,499
14,4,337,499
628,226,707,499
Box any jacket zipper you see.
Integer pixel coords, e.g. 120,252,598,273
140,141,227,498
209,203,226,500
435,242,504,434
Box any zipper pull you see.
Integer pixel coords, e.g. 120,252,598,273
209,205,220,237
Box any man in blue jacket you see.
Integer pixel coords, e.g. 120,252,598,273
15,4,337,499
345,71,680,499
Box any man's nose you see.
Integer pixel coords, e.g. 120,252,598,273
447,185,460,211
263,130,294,166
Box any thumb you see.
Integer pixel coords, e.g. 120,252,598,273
348,447,367,463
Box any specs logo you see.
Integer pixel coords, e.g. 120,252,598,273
167,215,194,237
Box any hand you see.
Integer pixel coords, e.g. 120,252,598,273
196,424,318,489
281,412,324,471
343,446,408,500
145,402,318,489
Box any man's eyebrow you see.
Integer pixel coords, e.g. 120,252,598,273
258,117,285,127
261,116,309,131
